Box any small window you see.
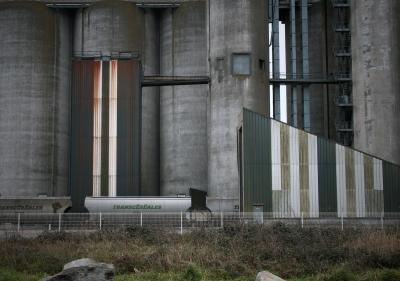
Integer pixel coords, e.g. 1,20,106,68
232,53,251,76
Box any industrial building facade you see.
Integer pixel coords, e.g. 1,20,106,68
240,109,400,216
0,0,399,214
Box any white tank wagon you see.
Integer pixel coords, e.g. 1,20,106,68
85,196,192,213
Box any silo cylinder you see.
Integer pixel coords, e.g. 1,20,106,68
208,0,269,209
160,2,208,196
0,2,70,197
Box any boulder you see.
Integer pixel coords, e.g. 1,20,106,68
41,258,115,281
256,271,285,281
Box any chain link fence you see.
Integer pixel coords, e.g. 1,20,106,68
0,212,399,235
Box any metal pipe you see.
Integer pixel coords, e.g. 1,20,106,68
301,0,310,131
272,0,280,120
142,76,210,87
290,0,297,126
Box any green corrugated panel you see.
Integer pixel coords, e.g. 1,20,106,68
317,138,337,214
383,162,400,214
243,109,272,213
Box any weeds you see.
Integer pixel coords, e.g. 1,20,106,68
0,224,398,279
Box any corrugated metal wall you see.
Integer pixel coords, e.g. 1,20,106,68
70,59,141,210
117,59,141,196
71,60,96,211
243,110,272,213
242,108,399,217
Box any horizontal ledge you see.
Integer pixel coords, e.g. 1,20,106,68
142,76,210,87
270,78,347,85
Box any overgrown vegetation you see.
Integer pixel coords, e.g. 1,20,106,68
0,223,399,280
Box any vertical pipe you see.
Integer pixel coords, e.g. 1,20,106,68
272,0,280,120
58,213,62,232
180,211,183,235
290,0,297,127
140,212,143,227
93,61,102,196
301,0,310,131
17,213,20,233
109,60,118,196
99,212,102,230
220,212,224,228
301,212,304,228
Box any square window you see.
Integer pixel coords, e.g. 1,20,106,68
232,53,251,76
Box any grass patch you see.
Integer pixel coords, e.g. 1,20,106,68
0,267,45,281
0,224,399,280
289,267,400,281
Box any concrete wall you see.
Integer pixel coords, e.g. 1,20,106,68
141,9,160,196
74,0,144,56
208,0,269,207
351,0,400,165
160,2,208,196
0,2,70,197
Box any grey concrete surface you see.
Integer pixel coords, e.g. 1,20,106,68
208,0,269,202
351,0,400,165
0,2,69,197
73,0,144,57
160,1,208,195
141,9,160,196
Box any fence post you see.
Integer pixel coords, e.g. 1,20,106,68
58,213,62,233
301,212,304,228
341,215,344,231
140,212,143,227
380,212,384,230
99,212,102,230
17,213,20,233
220,212,224,228
180,211,183,235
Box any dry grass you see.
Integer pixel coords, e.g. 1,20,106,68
0,224,399,280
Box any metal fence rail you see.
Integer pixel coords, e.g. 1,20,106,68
1,212,399,235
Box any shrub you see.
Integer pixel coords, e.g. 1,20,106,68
183,265,202,281
379,269,400,281
323,268,356,281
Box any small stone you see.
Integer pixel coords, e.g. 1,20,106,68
256,271,285,281
41,258,115,281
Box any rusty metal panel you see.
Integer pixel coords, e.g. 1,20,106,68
109,60,118,196
101,61,109,197
70,59,97,211
92,61,102,197
117,59,141,196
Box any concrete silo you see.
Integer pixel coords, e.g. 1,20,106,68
208,0,269,210
72,1,145,206
0,2,71,197
351,0,400,165
160,1,208,195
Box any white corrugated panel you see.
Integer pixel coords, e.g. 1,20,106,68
308,134,319,218
109,60,118,196
373,158,383,190
336,144,347,217
271,120,281,190
289,126,300,217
